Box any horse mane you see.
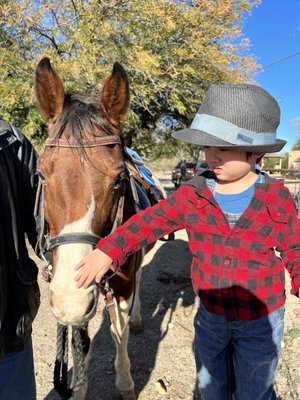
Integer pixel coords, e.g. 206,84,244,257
54,92,114,141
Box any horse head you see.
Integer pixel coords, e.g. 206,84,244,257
35,58,130,327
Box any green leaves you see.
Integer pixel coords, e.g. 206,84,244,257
0,0,259,158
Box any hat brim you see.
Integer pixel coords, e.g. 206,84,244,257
172,128,287,153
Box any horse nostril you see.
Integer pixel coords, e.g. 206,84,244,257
85,288,99,318
86,298,95,315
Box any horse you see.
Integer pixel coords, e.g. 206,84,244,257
34,57,156,400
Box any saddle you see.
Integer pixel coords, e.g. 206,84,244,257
125,159,165,211
125,147,165,210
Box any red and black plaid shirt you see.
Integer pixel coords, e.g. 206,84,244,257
97,175,300,321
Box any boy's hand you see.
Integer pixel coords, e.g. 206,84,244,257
74,249,113,289
293,289,300,318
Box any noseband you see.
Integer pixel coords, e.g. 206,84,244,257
34,134,126,277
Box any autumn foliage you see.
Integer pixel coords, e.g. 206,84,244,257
0,0,260,157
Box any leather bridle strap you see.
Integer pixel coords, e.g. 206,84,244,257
47,186,126,252
48,233,101,250
45,135,121,148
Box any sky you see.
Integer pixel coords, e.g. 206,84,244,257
242,0,300,153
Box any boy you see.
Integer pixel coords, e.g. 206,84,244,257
0,117,40,399
74,84,300,400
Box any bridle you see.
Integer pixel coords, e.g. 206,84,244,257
45,135,122,148
35,133,139,398
34,134,127,279
34,132,165,398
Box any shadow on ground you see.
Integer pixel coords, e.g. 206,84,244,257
44,238,194,400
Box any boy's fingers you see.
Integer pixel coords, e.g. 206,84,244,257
75,270,89,288
76,277,89,289
75,268,97,289
95,273,103,283
74,260,85,270
75,274,85,288
74,269,83,281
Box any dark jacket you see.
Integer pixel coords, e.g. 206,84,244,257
0,118,40,360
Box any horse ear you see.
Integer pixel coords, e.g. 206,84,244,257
35,57,65,120
101,62,130,125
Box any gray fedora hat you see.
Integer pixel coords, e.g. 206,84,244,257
172,84,286,153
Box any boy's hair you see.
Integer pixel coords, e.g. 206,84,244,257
246,152,264,164
256,155,264,164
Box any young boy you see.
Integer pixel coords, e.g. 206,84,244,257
74,84,300,400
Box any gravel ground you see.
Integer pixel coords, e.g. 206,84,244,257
32,174,300,400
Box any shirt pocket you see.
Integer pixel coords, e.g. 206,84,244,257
182,197,208,230
256,204,289,249
185,197,211,225
195,198,211,210
266,205,289,224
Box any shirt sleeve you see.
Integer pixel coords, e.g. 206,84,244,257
96,188,185,269
277,191,300,297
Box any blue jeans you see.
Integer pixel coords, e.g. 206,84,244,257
194,303,284,400
0,339,36,400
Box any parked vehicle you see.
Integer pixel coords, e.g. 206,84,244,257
171,160,208,188
196,160,209,173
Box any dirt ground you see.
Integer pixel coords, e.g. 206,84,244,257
32,173,300,400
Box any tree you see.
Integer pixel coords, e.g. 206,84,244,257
290,119,300,151
0,0,260,156
294,119,300,131
292,139,300,151
281,153,288,169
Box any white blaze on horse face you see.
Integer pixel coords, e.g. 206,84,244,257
49,198,98,325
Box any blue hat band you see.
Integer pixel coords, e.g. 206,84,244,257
191,114,277,145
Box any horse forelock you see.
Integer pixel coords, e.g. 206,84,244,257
54,92,116,142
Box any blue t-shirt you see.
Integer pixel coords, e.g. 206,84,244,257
215,174,261,214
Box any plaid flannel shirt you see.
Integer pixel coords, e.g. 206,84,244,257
97,173,300,321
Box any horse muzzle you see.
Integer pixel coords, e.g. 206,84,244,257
49,284,99,326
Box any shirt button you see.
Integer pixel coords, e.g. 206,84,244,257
224,259,230,266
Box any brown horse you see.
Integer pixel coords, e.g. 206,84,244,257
35,57,152,400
